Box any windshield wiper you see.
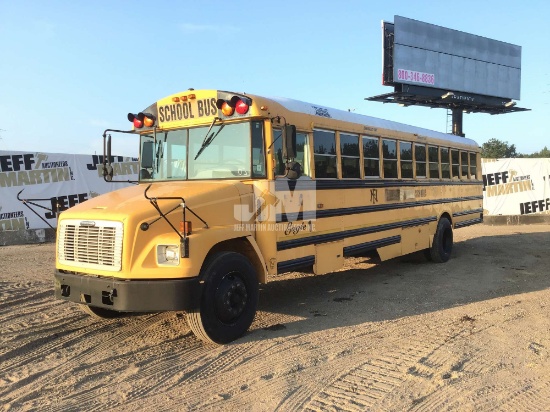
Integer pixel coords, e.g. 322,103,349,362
155,132,167,173
194,117,222,160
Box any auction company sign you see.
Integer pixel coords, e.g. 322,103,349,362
0,151,138,234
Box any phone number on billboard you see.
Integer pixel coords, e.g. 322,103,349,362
397,69,435,85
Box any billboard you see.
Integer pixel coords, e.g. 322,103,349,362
383,16,522,100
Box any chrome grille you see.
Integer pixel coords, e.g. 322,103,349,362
58,220,123,271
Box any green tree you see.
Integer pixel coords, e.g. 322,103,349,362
525,146,550,158
481,138,518,158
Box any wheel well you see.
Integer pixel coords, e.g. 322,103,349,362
440,212,452,226
203,238,267,283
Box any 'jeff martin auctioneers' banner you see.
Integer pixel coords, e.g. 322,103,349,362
482,158,550,216
0,151,138,233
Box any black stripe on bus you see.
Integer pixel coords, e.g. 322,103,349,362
277,196,483,223
343,235,401,257
452,208,483,218
277,255,315,272
276,216,436,251
454,218,483,229
275,179,483,192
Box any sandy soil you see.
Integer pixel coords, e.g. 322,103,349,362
1,224,550,411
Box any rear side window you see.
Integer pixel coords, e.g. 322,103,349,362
382,139,397,178
340,133,360,178
428,146,439,178
469,152,477,178
415,144,426,178
400,142,413,178
363,136,379,177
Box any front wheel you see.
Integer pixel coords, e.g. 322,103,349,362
429,217,453,263
187,252,259,344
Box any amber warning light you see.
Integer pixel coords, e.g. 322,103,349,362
128,112,156,129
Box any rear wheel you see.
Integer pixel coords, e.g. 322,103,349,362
80,304,122,319
429,217,453,263
187,252,259,344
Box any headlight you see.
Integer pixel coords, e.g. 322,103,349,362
157,244,180,265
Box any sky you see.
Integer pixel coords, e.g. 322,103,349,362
0,0,548,157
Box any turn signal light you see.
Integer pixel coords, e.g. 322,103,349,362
180,221,192,235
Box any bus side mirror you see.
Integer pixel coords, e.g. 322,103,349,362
141,141,154,168
282,124,296,159
285,161,302,180
103,134,113,181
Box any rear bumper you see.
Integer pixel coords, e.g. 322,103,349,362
54,270,202,312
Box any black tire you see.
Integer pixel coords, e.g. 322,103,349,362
423,248,433,261
187,252,259,344
429,217,453,263
80,304,123,319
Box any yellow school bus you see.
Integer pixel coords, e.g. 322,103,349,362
54,89,482,344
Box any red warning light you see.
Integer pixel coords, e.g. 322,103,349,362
235,99,249,115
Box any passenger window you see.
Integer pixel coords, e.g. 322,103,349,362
400,142,413,179
382,139,398,178
415,144,426,178
451,149,460,178
340,133,360,178
428,146,439,178
295,132,310,177
272,129,311,177
363,136,380,177
441,148,451,179
314,129,337,178
461,151,469,178
469,152,477,178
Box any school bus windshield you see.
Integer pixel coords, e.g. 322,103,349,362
139,120,266,181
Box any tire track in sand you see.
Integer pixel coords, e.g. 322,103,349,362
3,311,173,409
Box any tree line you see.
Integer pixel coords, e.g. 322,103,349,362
481,138,550,158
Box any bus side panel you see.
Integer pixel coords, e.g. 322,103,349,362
400,224,431,256
313,240,344,275
377,242,402,261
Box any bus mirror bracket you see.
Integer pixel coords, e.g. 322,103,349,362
101,128,140,184
142,184,209,258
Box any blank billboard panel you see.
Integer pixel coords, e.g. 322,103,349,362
390,16,521,100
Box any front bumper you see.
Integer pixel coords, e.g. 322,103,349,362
54,270,202,312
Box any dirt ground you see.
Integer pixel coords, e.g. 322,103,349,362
1,224,550,411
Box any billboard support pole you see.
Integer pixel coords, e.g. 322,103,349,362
451,109,464,137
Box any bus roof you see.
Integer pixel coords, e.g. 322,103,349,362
266,95,479,149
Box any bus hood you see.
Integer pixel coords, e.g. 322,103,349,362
58,180,253,227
